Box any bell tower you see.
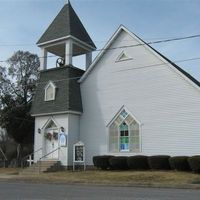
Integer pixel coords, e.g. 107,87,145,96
37,2,96,70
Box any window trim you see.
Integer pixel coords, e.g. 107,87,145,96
44,81,56,101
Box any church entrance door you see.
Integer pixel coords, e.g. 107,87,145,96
44,121,59,160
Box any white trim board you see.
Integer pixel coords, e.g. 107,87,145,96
31,110,82,117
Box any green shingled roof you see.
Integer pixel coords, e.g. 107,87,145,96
37,3,96,49
31,66,84,115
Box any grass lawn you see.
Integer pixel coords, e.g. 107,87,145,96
9,169,200,188
1,168,200,188
0,168,20,175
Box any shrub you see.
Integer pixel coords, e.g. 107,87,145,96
188,156,200,173
148,155,171,170
127,155,149,170
109,156,128,170
93,155,114,170
169,156,190,171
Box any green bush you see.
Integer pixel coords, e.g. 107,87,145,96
127,155,149,170
109,156,128,170
93,155,114,170
148,155,171,170
169,156,190,171
188,156,200,173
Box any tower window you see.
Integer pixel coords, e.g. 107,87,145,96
44,81,56,101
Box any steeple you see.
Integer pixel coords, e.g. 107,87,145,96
37,2,96,70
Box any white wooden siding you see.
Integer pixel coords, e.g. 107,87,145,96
34,114,69,166
80,30,200,165
68,114,80,166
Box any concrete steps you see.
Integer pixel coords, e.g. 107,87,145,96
20,160,64,175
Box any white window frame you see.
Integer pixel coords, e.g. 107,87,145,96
44,81,56,101
107,106,142,154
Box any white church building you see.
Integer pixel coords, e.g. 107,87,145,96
31,2,200,167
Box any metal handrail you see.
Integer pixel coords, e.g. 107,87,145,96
0,147,7,168
38,147,60,173
0,147,7,161
21,147,42,168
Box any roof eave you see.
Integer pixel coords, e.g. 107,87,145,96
37,35,96,51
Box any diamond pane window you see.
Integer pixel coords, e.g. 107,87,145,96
120,109,128,119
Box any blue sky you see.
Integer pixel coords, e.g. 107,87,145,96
0,0,200,80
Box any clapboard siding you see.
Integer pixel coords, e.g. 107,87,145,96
68,114,80,166
80,30,200,165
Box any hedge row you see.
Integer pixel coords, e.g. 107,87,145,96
93,155,200,173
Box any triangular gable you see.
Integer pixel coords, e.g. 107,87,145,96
42,117,59,130
115,50,132,62
106,105,141,127
79,25,200,91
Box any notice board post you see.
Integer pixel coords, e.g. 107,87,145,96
73,141,85,171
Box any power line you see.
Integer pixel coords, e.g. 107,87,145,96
1,55,200,88
0,33,200,47
115,57,200,73
0,33,200,63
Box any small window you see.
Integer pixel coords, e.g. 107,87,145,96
44,81,56,101
116,51,132,62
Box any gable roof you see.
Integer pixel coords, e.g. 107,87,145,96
31,66,84,116
37,2,96,49
79,25,200,89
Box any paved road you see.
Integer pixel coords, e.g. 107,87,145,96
0,181,200,200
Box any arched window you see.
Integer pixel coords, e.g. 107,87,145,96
109,109,140,153
44,81,56,101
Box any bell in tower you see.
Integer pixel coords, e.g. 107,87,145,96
37,1,96,70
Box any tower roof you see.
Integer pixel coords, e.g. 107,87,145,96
37,3,96,49
31,66,84,116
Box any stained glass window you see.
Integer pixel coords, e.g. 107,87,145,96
120,109,128,119
119,122,129,151
109,109,140,153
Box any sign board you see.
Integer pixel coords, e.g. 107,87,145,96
74,145,84,162
73,141,85,171
59,129,67,147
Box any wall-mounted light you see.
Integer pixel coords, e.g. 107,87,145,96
38,128,41,134
60,127,65,132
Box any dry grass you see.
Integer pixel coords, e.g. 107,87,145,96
15,170,200,187
1,168,200,188
0,168,20,175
